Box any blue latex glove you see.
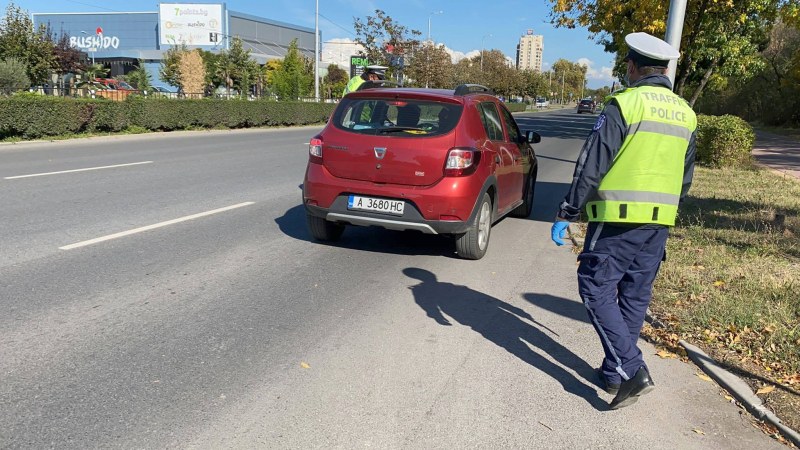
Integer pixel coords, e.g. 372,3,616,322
551,221,570,246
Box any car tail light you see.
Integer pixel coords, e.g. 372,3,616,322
309,137,323,164
445,148,480,176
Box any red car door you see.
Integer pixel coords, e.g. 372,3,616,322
477,101,515,212
498,103,526,210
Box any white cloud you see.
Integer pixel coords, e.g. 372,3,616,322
577,57,616,82
321,38,364,68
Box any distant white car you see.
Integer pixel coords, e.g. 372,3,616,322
535,98,549,108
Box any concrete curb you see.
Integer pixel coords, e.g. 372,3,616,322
567,223,584,247
646,309,799,446
679,340,800,447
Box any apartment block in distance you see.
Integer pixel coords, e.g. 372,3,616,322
516,29,543,72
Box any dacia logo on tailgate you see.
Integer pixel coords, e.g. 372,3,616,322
374,147,387,160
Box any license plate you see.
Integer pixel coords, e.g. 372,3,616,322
347,195,405,215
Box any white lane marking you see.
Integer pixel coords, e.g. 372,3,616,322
59,202,255,250
5,161,153,179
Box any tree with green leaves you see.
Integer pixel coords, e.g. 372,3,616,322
218,37,257,96
125,61,152,91
271,39,312,100
519,69,549,100
159,44,186,88
0,57,29,94
353,9,421,74
0,2,56,85
198,49,223,89
322,63,348,98
552,59,587,103
406,42,454,88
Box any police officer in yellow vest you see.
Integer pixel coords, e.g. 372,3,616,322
343,65,387,96
551,32,697,409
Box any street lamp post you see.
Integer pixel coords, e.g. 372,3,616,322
426,10,443,88
481,34,492,71
427,10,443,43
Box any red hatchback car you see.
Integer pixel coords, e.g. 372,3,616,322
302,83,540,259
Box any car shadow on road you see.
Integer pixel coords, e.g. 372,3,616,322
404,267,608,411
275,205,459,258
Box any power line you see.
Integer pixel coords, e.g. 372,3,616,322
318,13,355,37
63,0,124,13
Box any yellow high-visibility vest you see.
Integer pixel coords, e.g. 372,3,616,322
586,85,697,226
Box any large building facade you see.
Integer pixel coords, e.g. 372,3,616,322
516,30,543,72
33,3,319,88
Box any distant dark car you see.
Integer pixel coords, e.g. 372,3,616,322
577,99,596,114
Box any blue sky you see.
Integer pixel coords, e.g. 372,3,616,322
4,0,618,88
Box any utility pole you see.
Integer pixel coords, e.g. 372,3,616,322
314,0,320,101
665,0,687,89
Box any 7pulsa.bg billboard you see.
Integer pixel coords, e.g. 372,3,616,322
159,3,223,46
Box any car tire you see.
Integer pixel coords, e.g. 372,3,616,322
455,193,492,260
511,172,536,218
307,214,345,241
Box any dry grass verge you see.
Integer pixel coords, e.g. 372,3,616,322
648,166,800,435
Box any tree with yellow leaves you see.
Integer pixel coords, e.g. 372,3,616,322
547,0,798,106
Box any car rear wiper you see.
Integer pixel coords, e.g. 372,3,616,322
378,126,428,134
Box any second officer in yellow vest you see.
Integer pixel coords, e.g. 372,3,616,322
550,32,697,409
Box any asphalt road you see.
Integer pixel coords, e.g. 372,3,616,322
0,111,781,449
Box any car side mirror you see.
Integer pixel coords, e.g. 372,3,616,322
524,131,541,144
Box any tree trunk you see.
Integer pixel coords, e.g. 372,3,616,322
689,58,719,107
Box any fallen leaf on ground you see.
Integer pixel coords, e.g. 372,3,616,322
696,373,712,382
656,350,677,359
756,385,775,395
693,428,706,435
724,394,734,402
713,280,725,287
300,362,311,369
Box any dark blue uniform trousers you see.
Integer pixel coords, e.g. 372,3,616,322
577,222,669,385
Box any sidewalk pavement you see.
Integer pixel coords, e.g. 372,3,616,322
752,130,800,180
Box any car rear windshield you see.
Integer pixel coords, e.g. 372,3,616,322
332,98,463,137
580,100,593,105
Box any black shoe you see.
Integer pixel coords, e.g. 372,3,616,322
596,368,621,395
609,367,655,410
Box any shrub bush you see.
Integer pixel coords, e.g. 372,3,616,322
505,103,527,112
0,96,336,140
695,114,755,168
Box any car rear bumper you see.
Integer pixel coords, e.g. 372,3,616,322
305,201,471,234
303,163,489,235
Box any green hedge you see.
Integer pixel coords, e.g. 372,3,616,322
696,114,755,168
0,95,336,139
505,103,527,112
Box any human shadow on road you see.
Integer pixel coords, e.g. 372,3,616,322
523,293,590,326
404,268,607,410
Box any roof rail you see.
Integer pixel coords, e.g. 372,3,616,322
355,80,403,91
454,84,494,96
